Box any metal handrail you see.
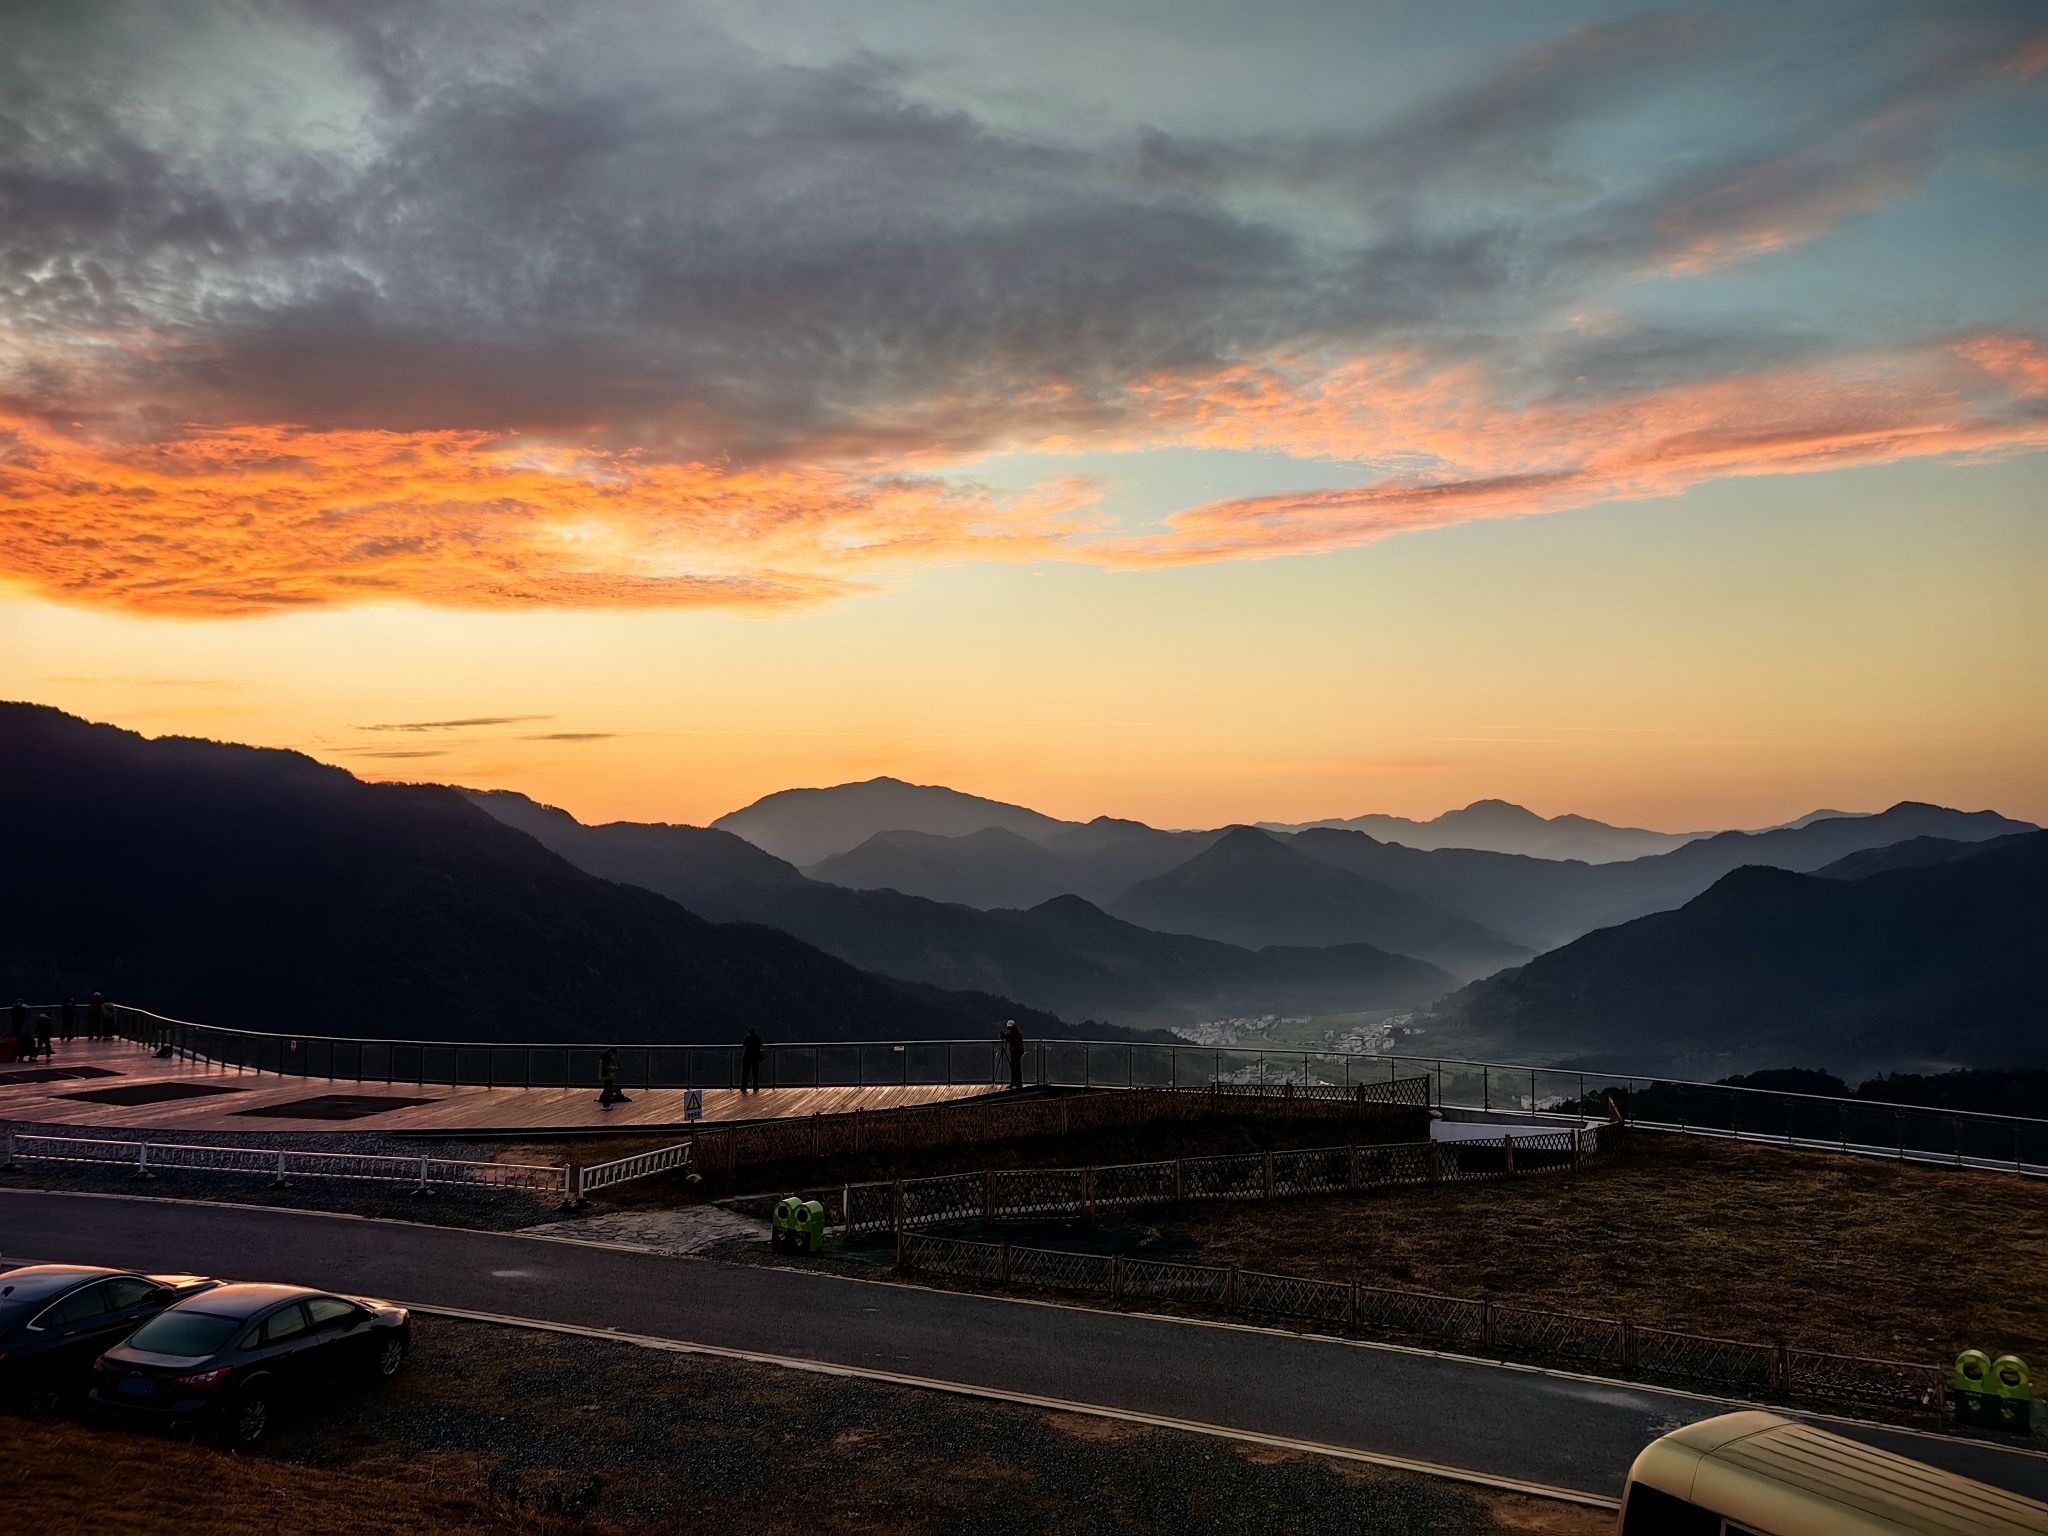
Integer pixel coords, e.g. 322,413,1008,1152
54,1002,2041,1130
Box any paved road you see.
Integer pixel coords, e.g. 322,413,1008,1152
5,1189,2044,1503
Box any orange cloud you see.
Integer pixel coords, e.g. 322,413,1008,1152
1103,336,2048,566
0,422,1097,616
3,336,2044,614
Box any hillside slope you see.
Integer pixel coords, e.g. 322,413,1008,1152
0,706,1065,1044
1108,827,1527,978
1438,832,2048,1075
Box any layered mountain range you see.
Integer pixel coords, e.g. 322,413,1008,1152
5,705,2040,1073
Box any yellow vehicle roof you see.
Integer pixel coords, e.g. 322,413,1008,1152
1631,1412,2048,1535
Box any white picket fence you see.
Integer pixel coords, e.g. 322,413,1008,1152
1,1124,570,1200
573,1141,695,1203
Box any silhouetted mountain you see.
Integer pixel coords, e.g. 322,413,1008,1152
1772,809,1869,830
468,792,1453,1024
711,777,1071,866
1815,833,2033,882
808,826,1072,909
0,705,1075,1045
1107,827,1527,978
1438,832,2048,1076
1265,799,1703,861
1286,803,2040,952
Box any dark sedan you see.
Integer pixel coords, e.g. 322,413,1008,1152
0,1264,218,1403
90,1282,410,1446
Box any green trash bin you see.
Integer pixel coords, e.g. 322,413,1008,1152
1953,1350,1993,1428
771,1195,801,1251
1991,1355,2033,1434
790,1199,826,1254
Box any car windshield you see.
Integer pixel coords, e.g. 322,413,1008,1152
126,1310,241,1357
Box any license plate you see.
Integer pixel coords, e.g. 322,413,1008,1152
118,1377,155,1397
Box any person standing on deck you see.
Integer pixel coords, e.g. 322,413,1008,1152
597,1047,627,1108
60,996,77,1041
1003,1019,1026,1091
87,992,107,1041
740,1027,764,1094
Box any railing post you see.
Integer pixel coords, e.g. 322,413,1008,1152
891,1179,904,1233
1953,1114,1962,1168
1226,1264,1239,1311
1263,1150,1275,1198
1483,1067,1489,1111
1772,1344,1789,1395
1481,1300,1495,1350
1174,1157,1185,1202
1428,1142,1442,1183
1,1124,13,1172
273,1149,288,1188
1110,1255,1123,1303
1083,1167,1095,1219
983,1168,994,1221
415,1157,431,1198
1348,1145,1359,1190
1571,1130,1581,1172
136,1141,151,1179
1622,1322,1637,1371
1348,1280,1359,1331
564,1163,582,1210
1503,1134,1515,1174
1000,1243,1013,1284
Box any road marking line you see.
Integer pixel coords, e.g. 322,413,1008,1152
407,1302,1621,1511
8,1186,2042,1466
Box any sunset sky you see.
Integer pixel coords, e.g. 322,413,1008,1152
3,1,2045,830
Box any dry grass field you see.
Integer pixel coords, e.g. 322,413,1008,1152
1093,1131,2048,1364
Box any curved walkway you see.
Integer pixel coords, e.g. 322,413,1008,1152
4,1189,2044,1505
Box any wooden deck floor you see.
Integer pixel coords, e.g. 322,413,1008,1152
0,1039,999,1136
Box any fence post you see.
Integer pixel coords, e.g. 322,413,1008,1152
1570,1130,1581,1172
812,1113,822,1158
1,1124,12,1171
1348,1145,1359,1191
1226,1264,1239,1311
1772,1344,1789,1395
136,1141,152,1180
1428,1142,1442,1183
1622,1322,1636,1371
1263,1150,1275,1198
1175,1157,1185,1202
1110,1255,1123,1303
1481,1300,1494,1350
1083,1167,1095,1219
1348,1280,1360,1331
564,1164,582,1210
984,1168,995,1221
1503,1134,1515,1174
1000,1243,1013,1284
414,1156,430,1198
892,1179,904,1234
273,1149,288,1188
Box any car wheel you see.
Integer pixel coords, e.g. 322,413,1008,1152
374,1333,407,1380
226,1388,271,1448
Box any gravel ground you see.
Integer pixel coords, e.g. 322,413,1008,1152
251,1313,1594,1534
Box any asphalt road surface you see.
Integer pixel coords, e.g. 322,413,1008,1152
5,1189,2044,1503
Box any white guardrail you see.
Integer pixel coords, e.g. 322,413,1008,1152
0,1125,571,1201
573,1141,695,1203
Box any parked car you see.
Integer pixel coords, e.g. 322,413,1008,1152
89,1282,411,1446
0,1264,218,1404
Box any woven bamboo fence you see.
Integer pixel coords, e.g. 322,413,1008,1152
830,1126,1595,1236
896,1230,1946,1420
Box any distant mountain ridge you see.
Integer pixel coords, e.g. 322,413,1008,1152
712,777,1071,866
1262,799,1706,862
471,791,1456,1025
1437,831,2048,1077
